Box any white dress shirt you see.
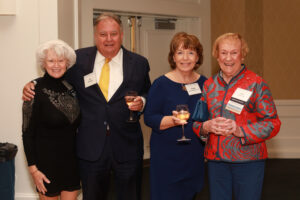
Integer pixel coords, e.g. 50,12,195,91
94,49,123,101
93,48,146,110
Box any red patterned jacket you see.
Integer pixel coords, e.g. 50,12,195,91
193,66,281,162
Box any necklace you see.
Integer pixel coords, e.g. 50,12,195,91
167,70,199,91
181,84,186,91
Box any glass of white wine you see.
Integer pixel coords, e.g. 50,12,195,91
124,91,138,122
176,104,191,142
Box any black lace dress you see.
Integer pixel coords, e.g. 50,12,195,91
22,73,81,196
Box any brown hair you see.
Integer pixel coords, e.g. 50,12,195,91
168,32,203,70
212,33,249,59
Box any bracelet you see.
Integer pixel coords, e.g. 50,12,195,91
200,123,207,135
199,124,208,142
200,134,208,141
31,80,37,85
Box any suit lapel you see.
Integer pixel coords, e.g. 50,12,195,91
83,46,97,74
82,47,108,103
121,47,132,89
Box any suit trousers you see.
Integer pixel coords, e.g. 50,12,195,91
78,134,142,200
207,160,265,200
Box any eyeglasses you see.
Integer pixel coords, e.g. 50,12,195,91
46,59,66,67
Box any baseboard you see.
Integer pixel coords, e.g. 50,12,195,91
15,193,38,200
15,193,83,200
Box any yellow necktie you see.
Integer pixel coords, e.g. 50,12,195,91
99,58,110,101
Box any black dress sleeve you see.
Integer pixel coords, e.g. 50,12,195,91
22,92,40,166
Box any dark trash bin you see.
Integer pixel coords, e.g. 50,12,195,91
0,143,18,200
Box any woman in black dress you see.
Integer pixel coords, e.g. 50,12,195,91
22,40,80,200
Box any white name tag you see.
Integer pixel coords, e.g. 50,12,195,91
185,83,202,96
84,72,97,88
225,88,252,114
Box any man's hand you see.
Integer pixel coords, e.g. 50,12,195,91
128,96,144,111
22,82,36,101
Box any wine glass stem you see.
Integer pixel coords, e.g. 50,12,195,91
130,111,133,120
182,124,185,138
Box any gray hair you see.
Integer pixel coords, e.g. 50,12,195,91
93,12,123,32
36,39,76,72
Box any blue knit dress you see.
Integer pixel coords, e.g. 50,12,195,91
144,75,207,200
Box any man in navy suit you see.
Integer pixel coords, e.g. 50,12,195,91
23,12,151,200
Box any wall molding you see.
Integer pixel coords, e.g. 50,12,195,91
267,99,300,158
0,0,16,15
15,193,83,200
15,193,38,200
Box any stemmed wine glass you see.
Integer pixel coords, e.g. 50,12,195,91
124,91,138,122
176,104,191,142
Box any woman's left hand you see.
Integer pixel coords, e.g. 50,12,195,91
205,117,243,137
219,118,244,137
172,111,187,125
31,170,50,195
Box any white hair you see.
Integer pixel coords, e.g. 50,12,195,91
36,39,76,72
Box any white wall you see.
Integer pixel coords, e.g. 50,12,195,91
58,0,75,48
0,0,16,15
0,0,58,199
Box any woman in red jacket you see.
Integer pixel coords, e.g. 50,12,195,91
193,33,281,200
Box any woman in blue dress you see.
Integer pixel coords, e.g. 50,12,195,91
144,32,207,200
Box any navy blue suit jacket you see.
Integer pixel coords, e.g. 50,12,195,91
66,46,151,162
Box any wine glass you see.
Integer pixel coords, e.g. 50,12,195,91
176,104,191,142
124,91,138,122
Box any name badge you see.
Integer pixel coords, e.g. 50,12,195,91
84,72,97,88
225,88,252,114
185,83,202,96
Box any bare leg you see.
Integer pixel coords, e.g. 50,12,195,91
60,190,79,200
38,193,58,200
